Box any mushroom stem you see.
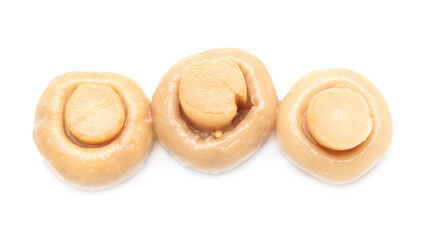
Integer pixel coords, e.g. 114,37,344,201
306,88,373,151
65,83,126,145
179,58,247,132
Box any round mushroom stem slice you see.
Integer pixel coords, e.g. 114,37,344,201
306,88,373,151
179,58,247,132
65,83,126,145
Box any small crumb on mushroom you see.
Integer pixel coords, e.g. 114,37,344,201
214,130,223,138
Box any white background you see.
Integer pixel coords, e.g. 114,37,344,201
1,0,428,239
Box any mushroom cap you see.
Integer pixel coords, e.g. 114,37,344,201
152,48,278,173
33,72,154,189
276,69,393,184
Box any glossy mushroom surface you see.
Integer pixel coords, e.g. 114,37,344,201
33,72,154,189
276,69,392,184
152,48,278,173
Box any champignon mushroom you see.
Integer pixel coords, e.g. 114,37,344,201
276,69,393,184
33,72,154,189
152,48,278,173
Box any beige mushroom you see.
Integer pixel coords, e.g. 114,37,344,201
152,48,278,173
33,72,154,189
276,69,393,184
